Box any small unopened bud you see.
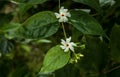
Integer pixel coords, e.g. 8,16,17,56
78,53,84,57
75,59,78,63
80,44,85,49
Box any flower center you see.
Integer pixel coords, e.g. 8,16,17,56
61,13,65,16
66,43,69,47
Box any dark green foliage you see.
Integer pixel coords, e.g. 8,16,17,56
0,0,120,77
110,25,120,62
0,35,14,54
72,0,101,12
0,14,13,28
12,0,48,4
78,36,108,77
70,10,104,35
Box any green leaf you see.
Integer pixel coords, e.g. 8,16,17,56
18,3,33,16
13,0,48,16
70,10,104,36
20,11,59,39
0,23,21,33
72,0,101,12
12,0,47,4
40,45,70,73
36,39,51,43
1,23,22,39
20,44,31,52
0,35,14,54
99,0,115,6
79,9,91,13
27,0,47,4
110,25,120,62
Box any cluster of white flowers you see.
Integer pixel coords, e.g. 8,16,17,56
55,7,76,52
55,6,71,22
54,6,84,63
60,37,76,52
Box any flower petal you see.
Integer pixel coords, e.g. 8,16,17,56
61,39,66,46
60,45,66,49
59,6,64,13
63,9,68,13
66,12,71,17
71,42,77,46
66,37,71,43
54,13,61,18
69,46,74,52
64,47,69,52
59,17,64,22
63,16,68,22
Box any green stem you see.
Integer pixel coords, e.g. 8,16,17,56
58,0,60,9
62,23,67,39
58,0,67,39
75,42,80,45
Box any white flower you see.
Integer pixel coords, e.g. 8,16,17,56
60,37,76,52
55,6,71,22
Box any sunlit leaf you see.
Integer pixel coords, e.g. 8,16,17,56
40,45,70,73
